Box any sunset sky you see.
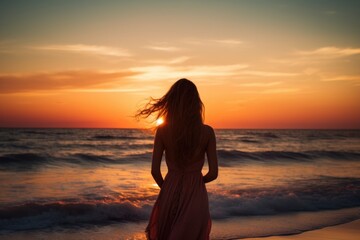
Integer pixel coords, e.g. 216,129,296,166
0,0,359,128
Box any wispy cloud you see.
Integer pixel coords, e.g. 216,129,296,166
321,75,360,82
295,46,360,58
144,56,191,64
261,88,300,94
0,70,135,94
238,87,301,95
239,70,298,77
129,64,299,82
66,86,160,93
183,38,243,46
32,44,132,57
129,64,248,80
268,46,360,66
212,39,243,45
237,81,282,87
145,45,180,52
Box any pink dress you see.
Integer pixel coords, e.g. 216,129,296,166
145,155,211,240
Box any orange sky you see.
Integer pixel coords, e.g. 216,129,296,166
0,1,359,128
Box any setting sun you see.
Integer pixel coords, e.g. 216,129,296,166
156,118,164,126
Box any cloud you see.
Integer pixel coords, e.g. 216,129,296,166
321,75,360,82
268,46,360,66
295,47,360,58
237,81,282,87
144,56,191,64
145,45,180,52
66,86,160,93
0,70,136,94
261,88,300,94
212,39,243,45
0,64,299,94
129,64,299,82
32,44,132,57
129,64,249,80
238,87,301,95
183,38,244,46
238,70,298,77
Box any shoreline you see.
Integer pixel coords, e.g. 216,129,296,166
244,219,360,240
0,218,359,240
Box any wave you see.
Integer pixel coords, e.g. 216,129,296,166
1,176,359,232
19,130,50,135
243,131,280,139
69,153,116,164
217,149,360,165
0,152,153,171
0,153,49,170
209,176,360,219
18,130,74,135
1,149,359,171
306,130,360,140
0,201,151,231
237,137,260,143
91,135,141,140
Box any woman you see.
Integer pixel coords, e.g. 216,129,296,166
136,78,218,240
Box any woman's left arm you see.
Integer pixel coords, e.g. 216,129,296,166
151,127,164,188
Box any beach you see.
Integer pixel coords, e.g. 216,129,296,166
0,217,359,239
0,128,359,239
248,219,360,240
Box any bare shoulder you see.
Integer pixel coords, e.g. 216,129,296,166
202,124,215,134
156,124,166,135
155,124,169,140
202,124,215,142
156,124,165,132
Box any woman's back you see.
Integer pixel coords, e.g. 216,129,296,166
159,124,213,173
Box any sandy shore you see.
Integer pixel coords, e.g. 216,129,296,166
246,219,360,240
1,218,359,239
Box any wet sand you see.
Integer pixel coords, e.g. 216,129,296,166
1,219,359,240
246,219,360,240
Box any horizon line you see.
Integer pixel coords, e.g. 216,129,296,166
0,127,359,130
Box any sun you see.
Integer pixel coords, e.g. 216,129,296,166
156,118,164,126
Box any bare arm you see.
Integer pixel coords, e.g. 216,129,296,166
151,127,165,188
203,126,218,183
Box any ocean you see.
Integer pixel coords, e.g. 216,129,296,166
0,128,359,239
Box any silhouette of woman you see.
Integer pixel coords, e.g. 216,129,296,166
136,78,218,240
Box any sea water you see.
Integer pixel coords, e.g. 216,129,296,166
0,129,359,239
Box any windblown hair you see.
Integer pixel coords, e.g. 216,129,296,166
135,78,205,167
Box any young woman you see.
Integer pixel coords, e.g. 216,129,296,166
136,78,218,240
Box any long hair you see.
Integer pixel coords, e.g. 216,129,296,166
135,78,205,167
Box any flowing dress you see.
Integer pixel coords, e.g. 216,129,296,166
145,151,211,240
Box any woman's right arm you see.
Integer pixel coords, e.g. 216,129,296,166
151,127,165,188
203,126,218,183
